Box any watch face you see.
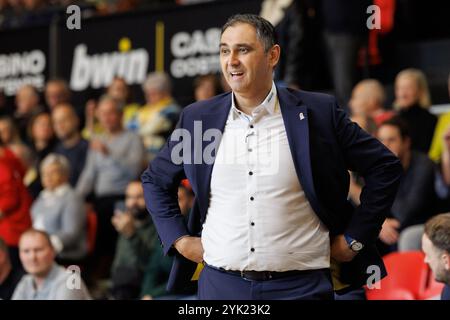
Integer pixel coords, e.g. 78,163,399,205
351,242,364,252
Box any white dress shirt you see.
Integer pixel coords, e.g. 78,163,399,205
201,82,330,272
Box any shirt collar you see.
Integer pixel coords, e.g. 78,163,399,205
230,82,278,121
41,183,70,199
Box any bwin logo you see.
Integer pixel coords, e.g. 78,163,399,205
70,40,149,91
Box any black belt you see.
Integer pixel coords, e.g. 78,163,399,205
205,263,320,281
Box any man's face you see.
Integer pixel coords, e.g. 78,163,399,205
19,233,55,278
52,106,78,140
125,182,146,212
422,234,450,283
220,23,279,99
377,125,408,159
108,79,128,102
97,100,122,132
349,84,378,116
45,83,68,110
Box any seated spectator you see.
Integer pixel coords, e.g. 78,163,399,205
0,142,32,270
138,72,181,162
26,111,57,198
110,181,157,300
52,103,89,186
82,77,140,138
0,116,22,146
13,85,44,144
422,213,450,300
12,229,91,300
394,68,436,153
76,94,144,279
44,79,71,111
377,117,437,253
31,154,87,264
349,79,395,126
140,182,195,300
193,74,222,102
0,237,24,300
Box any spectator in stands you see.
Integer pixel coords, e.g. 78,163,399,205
76,94,144,279
0,237,24,300
31,154,87,264
106,77,140,132
395,68,436,153
349,79,395,126
193,74,222,102
83,77,140,138
377,117,436,253
12,229,91,300
428,72,450,162
52,103,88,186
110,180,157,300
26,111,57,198
422,213,450,300
138,72,181,162
44,79,71,111
0,141,32,270
14,85,44,143
141,182,195,300
0,115,22,146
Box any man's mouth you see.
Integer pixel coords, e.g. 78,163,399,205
230,71,244,78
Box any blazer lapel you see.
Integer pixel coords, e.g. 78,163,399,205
278,87,321,213
196,95,231,223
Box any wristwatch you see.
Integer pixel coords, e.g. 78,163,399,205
344,234,364,252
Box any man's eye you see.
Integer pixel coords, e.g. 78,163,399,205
239,48,248,53
220,48,229,54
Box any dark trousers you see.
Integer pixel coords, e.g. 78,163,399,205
198,265,334,300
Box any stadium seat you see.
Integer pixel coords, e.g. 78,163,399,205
365,251,444,300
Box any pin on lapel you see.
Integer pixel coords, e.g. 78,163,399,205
299,112,305,120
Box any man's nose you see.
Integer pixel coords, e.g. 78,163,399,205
228,52,240,67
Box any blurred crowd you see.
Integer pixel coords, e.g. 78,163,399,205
1,0,450,301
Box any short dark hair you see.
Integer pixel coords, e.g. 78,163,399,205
425,213,450,253
379,116,410,140
221,14,276,52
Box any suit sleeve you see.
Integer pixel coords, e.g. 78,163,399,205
141,110,188,255
331,99,403,245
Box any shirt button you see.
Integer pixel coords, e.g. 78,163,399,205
250,248,255,252
250,125,254,128
248,148,252,152
250,196,254,201
251,222,255,226
249,171,253,176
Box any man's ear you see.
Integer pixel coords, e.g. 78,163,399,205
443,251,450,271
269,44,281,68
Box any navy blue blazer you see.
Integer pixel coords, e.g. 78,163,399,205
141,86,403,294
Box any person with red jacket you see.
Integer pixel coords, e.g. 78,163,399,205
0,142,32,270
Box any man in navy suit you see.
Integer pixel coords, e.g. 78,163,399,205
141,14,402,300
